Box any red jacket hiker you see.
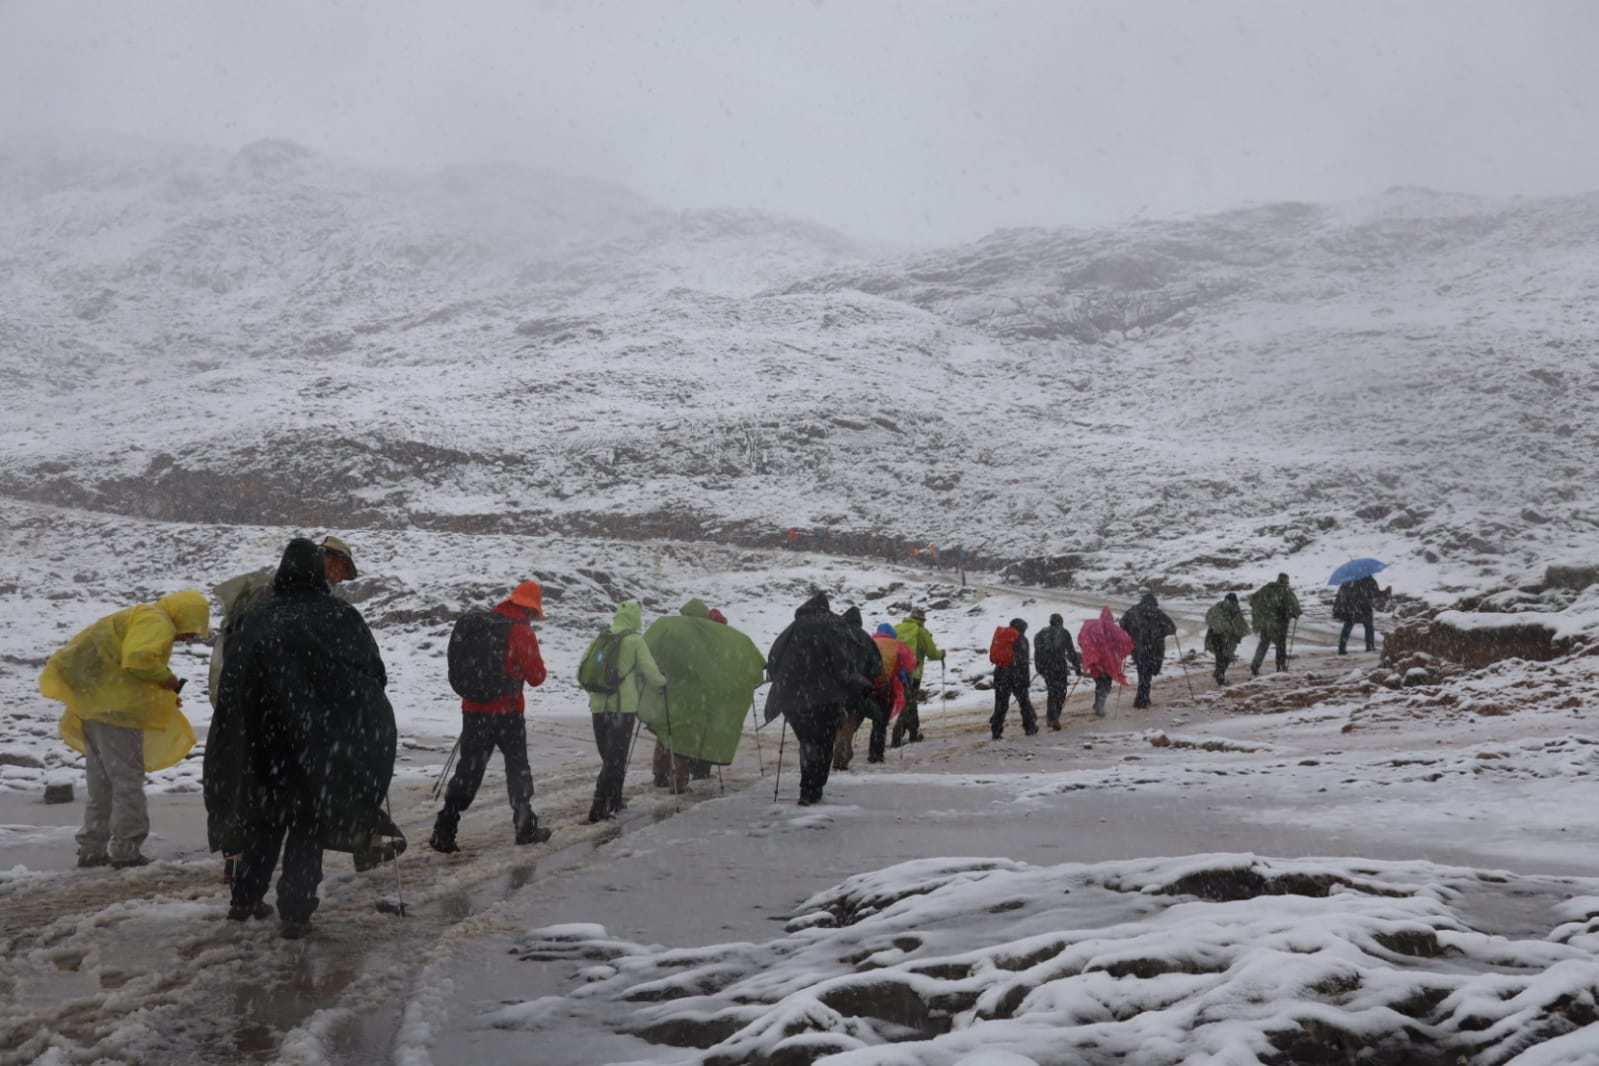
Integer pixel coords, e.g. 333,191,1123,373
460,599,547,715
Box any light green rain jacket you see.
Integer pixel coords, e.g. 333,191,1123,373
895,616,946,680
587,600,668,715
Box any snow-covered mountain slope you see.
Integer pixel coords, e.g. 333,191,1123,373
2,137,1596,601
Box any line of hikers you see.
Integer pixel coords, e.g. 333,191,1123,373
37,534,1387,938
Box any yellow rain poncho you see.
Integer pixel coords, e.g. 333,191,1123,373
40,590,210,771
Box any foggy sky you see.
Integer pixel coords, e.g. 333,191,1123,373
4,0,1598,243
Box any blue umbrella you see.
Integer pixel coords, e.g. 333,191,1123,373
1328,558,1387,586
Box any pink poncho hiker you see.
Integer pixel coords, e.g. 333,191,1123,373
1078,607,1134,687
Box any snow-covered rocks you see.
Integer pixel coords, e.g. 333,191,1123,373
499,854,1599,1065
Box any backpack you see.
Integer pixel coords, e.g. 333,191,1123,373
577,630,628,695
447,610,522,702
989,625,1020,667
872,635,899,682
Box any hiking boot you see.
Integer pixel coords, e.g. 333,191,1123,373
227,901,273,921
1133,699,1150,710
653,775,670,788
513,805,550,845
1023,726,1039,736
910,733,925,743
429,809,461,854
797,794,821,807
991,730,1003,740
1249,664,1260,677
1047,720,1061,732
867,754,884,764
279,919,312,940
586,805,612,824
77,853,110,869
111,854,151,869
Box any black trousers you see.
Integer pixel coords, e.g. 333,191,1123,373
1042,674,1070,725
1338,620,1376,653
1251,635,1288,673
1133,664,1155,707
787,706,842,802
1213,647,1232,683
233,813,324,922
891,678,923,745
443,713,534,816
991,677,1036,736
591,712,634,815
866,710,888,762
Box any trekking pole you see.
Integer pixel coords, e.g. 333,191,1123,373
939,659,946,739
749,699,765,776
773,718,788,803
380,797,407,918
664,685,680,813
431,735,462,801
1171,633,1197,699
625,715,643,771
1289,617,1300,661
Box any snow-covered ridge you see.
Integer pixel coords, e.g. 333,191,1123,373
1,137,1596,599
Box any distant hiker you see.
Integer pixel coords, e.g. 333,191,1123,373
891,607,946,747
1034,613,1084,730
430,581,551,852
1249,573,1303,675
1120,592,1177,709
1203,593,1251,685
638,599,764,793
765,592,876,805
208,534,358,707
1078,608,1133,718
582,600,667,823
842,623,915,767
41,590,210,870
206,539,395,938
832,606,887,770
1333,576,1392,655
989,618,1037,739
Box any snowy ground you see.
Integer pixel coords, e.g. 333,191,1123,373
6,558,1599,1064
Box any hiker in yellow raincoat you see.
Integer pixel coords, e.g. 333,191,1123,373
39,590,210,868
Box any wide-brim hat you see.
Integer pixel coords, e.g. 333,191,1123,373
320,535,358,578
510,580,544,619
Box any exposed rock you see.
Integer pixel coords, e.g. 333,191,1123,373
1544,565,1599,592
1382,616,1572,669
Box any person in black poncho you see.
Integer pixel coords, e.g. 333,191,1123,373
205,538,397,939
764,592,876,806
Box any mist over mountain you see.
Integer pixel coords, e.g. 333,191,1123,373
3,136,1595,597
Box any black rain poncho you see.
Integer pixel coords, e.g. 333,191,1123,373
763,593,875,724
204,538,396,854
